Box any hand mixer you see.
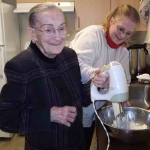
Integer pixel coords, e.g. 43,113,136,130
91,61,129,150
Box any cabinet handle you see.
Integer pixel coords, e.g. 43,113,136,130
78,16,80,29
0,45,5,47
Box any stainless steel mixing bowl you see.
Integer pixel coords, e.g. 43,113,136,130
97,106,150,144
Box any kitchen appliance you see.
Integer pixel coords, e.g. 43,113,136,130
0,0,20,137
97,106,150,144
136,73,150,83
13,2,75,13
91,61,129,103
91,61,129,150
96,111,150,150
127,43,148,80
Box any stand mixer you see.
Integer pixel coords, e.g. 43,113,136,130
91,61,129,150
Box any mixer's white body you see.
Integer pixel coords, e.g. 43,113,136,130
91,61,129,103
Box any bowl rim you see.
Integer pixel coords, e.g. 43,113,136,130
98,105,150,131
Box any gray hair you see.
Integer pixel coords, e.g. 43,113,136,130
28,2,64,27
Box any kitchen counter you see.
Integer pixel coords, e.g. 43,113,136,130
96,82,150,150
96,118,150,150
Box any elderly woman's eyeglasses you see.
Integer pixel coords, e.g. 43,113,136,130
31,25,69,37
117,25,133,37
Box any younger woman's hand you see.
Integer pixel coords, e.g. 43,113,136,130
121,101,131,107
92,68,109,88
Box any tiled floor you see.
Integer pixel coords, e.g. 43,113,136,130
0,131,97,150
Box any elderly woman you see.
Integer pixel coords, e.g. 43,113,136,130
70,4,140,150
0,3,91,150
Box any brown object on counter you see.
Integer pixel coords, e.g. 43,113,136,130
147,106,150,110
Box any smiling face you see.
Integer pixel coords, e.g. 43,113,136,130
109,16,136,45
28,8,66,58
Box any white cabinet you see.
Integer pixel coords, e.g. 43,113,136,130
0,47,13,138
0,47,6,92
0,130,13,138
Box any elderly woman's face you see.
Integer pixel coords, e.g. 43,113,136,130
30,9,67,58
108,16,136,45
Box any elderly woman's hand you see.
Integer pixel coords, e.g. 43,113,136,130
92,68,109,88
50,106,77,127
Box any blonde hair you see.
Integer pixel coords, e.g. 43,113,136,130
103,4,140,31
28,2,64,27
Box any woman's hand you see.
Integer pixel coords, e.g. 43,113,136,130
121,101,131,107
92,68,109,88
50,106,77,127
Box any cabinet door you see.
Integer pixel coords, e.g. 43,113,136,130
17,0,45,2
111,0,147,31
0,47,6,92
46,0,74,1
75,0,110,30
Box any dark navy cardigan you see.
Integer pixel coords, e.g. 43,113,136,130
0,42,91,150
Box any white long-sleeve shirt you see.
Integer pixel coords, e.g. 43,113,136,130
70,25,131,127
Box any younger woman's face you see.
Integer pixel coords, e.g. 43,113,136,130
109,16,137,45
